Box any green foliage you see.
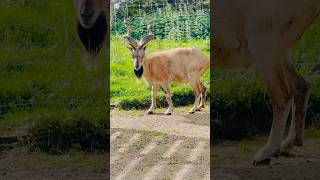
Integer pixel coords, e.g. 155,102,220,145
111,3,209,40
118,87,198,110
111,36,210,109
211,70,272,140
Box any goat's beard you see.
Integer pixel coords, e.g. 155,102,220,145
77,13,107,56
134,66,144,79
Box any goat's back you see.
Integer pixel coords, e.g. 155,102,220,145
144,48,209,83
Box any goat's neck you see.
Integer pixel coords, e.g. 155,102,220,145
141,56,151,78
141,56,149,66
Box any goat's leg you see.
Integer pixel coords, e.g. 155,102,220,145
253,61,293,165
189,81,201,114
248,33,293,165
197,81,206,110
280,62,310,155
162,83,173,115
147,86,159,114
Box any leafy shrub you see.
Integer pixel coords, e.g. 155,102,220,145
111,4,209,40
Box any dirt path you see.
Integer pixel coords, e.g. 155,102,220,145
110,107,210,180
0,147,107,180
213,137,320,180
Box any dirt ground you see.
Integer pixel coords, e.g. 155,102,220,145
213,137,320,180
0,147,108,180
2,105,318,180
110,106,210,180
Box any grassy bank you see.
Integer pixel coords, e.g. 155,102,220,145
110,36,210,109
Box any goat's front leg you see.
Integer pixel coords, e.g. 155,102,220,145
247,34,293,165
253,60,292,165
147,86,159,114
162,83,173,115
253,67,292,165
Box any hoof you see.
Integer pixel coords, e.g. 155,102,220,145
253,158,271,166
165,108,173,115
189,111,195,114
147,111,154,115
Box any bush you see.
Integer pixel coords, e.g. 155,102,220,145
26,108,107,154
211,70,320,140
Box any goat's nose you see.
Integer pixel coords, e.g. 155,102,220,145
81,8,93,18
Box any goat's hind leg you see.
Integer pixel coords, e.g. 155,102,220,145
280,62,310,155
162,83,173,115
197,81,207,110
189,80,201,114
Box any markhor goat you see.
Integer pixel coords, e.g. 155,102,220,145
124,20,209,115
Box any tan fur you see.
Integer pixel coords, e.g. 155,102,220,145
213,0,320,165
142,47,209,115
143,48,209,85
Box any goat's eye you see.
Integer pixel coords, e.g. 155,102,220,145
143,46,146,50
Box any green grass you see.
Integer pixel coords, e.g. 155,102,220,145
0,1,107,152
110,35,210,109
305,129,320,138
